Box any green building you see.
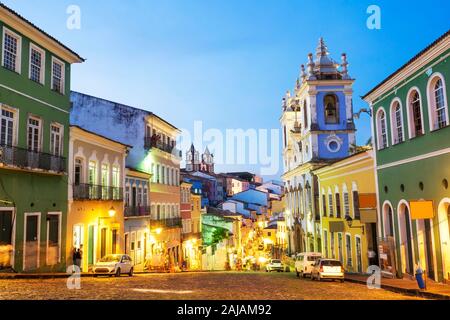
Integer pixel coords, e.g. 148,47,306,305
0,4,83,272
364,30,450,282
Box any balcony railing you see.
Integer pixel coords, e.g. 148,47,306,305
73,184,123,201
151,217,182,229
125,206,151,217
144,137,182,157
0,144,66,173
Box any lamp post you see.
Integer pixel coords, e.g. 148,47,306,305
345,216,365,235
353,108,373,120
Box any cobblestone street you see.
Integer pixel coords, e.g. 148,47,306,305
0,272,421,300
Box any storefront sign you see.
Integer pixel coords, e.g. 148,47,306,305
378,237,396,279
410,200,434,220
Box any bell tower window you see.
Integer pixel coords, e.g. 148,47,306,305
324,94,339,124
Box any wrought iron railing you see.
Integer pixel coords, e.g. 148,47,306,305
124,206,151,217
0,144,66,173
144,137,182,157
73,184,123,201
151,217,182,228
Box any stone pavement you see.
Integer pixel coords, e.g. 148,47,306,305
345,273,450,300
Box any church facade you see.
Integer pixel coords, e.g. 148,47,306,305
281,38,357,255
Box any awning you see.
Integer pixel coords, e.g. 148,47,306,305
329,221,345,233
360,209,377,224
410,200,434,220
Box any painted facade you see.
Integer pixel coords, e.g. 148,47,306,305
0,4,83,272
281,38,356,255
70,92,183,271
314,149,378,274
67,126,128,272
364,31,450,282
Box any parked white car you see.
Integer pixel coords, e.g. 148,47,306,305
92,254,134,277
265,259,284,272
311,259,345,282
295,252,322,278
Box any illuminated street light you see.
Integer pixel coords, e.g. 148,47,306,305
108,206,116,217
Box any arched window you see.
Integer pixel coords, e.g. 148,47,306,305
407,89,424,138
324,94,339,124
376,109,388,150
303,100,309,129
428,74,449,130
390,100,404,144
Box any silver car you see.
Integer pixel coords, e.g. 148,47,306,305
93,254,134,277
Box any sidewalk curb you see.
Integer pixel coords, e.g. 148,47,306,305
345,277,450,300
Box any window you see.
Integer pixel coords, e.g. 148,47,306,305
50,124,63,157
137,187,143,206
101,164,109,199
74,158,83,185
143,187,148,207
2,28,21,73
156,164,160,183
151,163,155,183
161,166,166,184
322,194,327,217
303,100,309,129
408,89,423,138
335,193,341,218
428,74,449,130
435,79,447,129
125,186,130,207
391,100,404,144
324,94,339,124
51,58,65,94
328,193,334,217
27,117,41,152
376,109,388,150
0,107,15,146
89,161,97,185
346,234,352,267
112,166,120,199
29,45,45,84
352,191,360,219
343,192,350,218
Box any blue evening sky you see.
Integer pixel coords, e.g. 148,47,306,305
3,0,449,179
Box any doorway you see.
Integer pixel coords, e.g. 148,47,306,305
24,214,40,271
398,203,414,275
438,199,450,281
0,210,13,268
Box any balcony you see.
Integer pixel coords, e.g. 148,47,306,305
182,232,202,241
124,206,151,217
73,184,123,201
0,144,66,174
151,217,182,229
144,136,182,157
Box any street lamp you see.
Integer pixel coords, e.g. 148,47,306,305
353,108,373,120
108,206,116,218
345,216,365,234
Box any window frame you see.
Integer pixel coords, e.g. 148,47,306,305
51,56,65,95
27,115,42,152
406,87,425,139
0,104,19,147
50,122,63,157
427,73,449,131
2,27,22,74
29,43,45,85
376,107,389,150
390,99,405,145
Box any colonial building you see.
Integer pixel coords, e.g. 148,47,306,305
0,4,83,272
124,167,151,271
363,30,450,282
67,126,129,272
70,92,183,271
314,149,378,274
281,38,356,255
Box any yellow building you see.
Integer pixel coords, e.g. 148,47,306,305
314,149,378,274
67,126,130,272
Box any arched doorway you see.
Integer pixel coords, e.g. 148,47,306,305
438,199,450,281
398,202,414,275
383,202,395,238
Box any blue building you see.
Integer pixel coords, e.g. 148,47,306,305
281,38,356,254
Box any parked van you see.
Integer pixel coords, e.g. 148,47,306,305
295,252,322,278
